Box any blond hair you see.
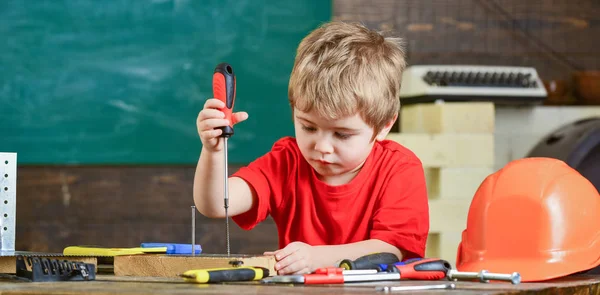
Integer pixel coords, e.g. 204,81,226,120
288,21,407,136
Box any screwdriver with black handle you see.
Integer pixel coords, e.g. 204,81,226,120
339,252,400,271
181,267,269,284
212,62,236,256
341,253,451,280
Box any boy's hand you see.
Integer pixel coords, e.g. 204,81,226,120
264,242,326,275
196,98,248,152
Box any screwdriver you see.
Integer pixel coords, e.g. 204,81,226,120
386,258,451,280
181,267,269,284
339,252,400,271
213,62,236,256
341,254,451,281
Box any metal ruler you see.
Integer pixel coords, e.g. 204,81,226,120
0,153,16,254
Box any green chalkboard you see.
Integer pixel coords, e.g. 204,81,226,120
0,0,331,165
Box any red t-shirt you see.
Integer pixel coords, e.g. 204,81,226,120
231,137,429,259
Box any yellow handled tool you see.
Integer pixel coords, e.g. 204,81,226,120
181,267,269,283
63,246,167,256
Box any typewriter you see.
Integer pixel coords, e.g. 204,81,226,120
399,65,547,105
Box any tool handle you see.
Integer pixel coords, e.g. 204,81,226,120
390,258,451,280
165,244,202,255
304,267,344,284
304,275,344,284
212,63,236,137
183,267,268,283
140,243,202,255
63,246,164,256
339,252,400,271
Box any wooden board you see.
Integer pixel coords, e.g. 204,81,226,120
114,254,276,278
0,255,97,274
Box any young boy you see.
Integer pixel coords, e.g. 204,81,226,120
193,21,429,275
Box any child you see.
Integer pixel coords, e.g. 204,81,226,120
193,21,429,275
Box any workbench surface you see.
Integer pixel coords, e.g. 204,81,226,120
0,274,598,295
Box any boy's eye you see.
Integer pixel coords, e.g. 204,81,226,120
335,132,352,140
302,125,316,132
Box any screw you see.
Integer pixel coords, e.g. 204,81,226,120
447,269,521,284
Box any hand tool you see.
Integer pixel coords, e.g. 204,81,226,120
447,269,521,284
261,267,397,284
16,255,96,282
346,256,521,284
213,62,236,257
341,255,450,280
386,258,451,280
191,205,196,257
181,266,268,283
140,243,202,255
64,246,166,256
339,252,400,271
376,283,456,292
64,244,201,256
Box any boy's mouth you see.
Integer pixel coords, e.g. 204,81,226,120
315,159,332,165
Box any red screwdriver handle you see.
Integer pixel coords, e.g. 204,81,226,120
392,258,451,280
212,63,236,137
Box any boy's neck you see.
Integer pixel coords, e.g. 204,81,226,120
316,159,366,186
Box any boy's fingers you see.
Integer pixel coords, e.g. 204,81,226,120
231,112,249,125
200,129,221,139
199,119,230,131
197,109,225,121
263,251,276,256
275,256,295,273
204,98,225,109
274,245,297,261
277,256,306,275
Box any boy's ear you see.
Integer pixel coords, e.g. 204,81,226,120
375,113,398,141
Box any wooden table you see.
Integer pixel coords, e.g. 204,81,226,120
0,274,598,295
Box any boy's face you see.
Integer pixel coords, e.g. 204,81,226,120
293,108,380,185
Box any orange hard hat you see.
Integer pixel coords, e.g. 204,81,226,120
456,157,600,282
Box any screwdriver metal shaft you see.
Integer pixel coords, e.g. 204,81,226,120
224,137,230,256
191,205,196,257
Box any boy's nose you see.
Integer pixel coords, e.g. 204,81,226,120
314,138,334,154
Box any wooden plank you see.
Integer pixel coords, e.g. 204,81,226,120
424,167,494,199
401,102,495,134
113,254,276,278
386,133,494,167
